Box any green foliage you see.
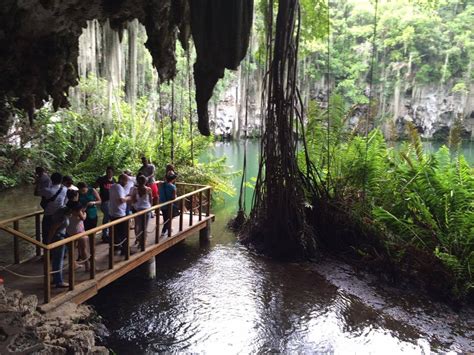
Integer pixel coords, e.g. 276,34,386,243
295,0,473,108
0,75,234,198
301,96,474,299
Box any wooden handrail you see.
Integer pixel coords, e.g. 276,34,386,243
0,210,43,225
0,185,211,252
0,225,48,249
0,182,213,305
46,186,211,249
0,183,204,226
175,182,207,188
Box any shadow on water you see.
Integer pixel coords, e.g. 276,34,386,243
1,140,473,353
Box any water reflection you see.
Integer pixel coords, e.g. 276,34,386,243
91,240,443,353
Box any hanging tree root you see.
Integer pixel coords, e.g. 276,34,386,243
237,0,318,260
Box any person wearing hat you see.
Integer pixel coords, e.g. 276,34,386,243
159,171,179,237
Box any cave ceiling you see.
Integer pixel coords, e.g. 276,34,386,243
0,0,254,135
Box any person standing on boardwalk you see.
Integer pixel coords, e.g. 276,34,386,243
94,167,115,242
123,169,136,215
78,182,101,231
48,206,71,288
159,172,179,237
138,157,158,207
109,174,132,256
66,201,89,271
33,167,51,197
131,175,152,246
41,172,67,244
62,175,78,191
138,157,156,184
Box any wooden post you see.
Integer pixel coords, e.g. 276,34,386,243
206,188,211,216
43,249,51,304
126,219,131,260
141,214,146,252
179,199,184,232
109,225,115,269
35,214,41,256
155,208,160,243
89,233,96,279
168,203,173,239
189,198,193,226
199,220,211,243
199,191,203,221
68,242,75,291
13,221,20,264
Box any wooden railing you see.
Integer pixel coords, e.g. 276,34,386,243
0,182,211,304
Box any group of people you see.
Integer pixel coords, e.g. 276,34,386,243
34,157,179,288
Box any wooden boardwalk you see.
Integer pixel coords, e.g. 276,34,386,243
0,183,213,312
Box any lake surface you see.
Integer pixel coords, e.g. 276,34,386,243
1,140,473,353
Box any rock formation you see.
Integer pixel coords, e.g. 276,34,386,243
0,284,107,354
0,0,254,136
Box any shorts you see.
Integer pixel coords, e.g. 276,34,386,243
148,183,158,201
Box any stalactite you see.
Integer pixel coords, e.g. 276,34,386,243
126,19,138,110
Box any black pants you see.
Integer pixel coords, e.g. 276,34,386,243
41,214,53,244
84,216,98,231
110,216,128,255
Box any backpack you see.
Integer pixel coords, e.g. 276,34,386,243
40,187,64,209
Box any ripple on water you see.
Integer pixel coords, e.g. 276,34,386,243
90,240,474,354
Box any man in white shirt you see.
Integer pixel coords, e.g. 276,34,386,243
41,172,67,244
109,174,131,256
123,170,136,215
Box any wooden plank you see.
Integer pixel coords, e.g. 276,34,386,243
89,234,96,279
109,225,114,269
68,241,75,291
35,214,41,256
155,209,160,244
13,221,20,264
189,198,193,226
167,205,172,239
141,215,146,252
40,281,99,313
126,219,131,260
44,249,51,303
179,199,184,232
199,191,203,221
206,188,211,216
97,218,211,289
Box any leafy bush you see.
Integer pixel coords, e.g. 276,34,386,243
0,77,234,199
301,97,474,299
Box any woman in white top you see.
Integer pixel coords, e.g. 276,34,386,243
132,175,152,246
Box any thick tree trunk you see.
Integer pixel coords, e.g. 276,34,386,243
241,0,316,259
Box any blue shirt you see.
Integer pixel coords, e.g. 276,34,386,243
159,182,176,203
